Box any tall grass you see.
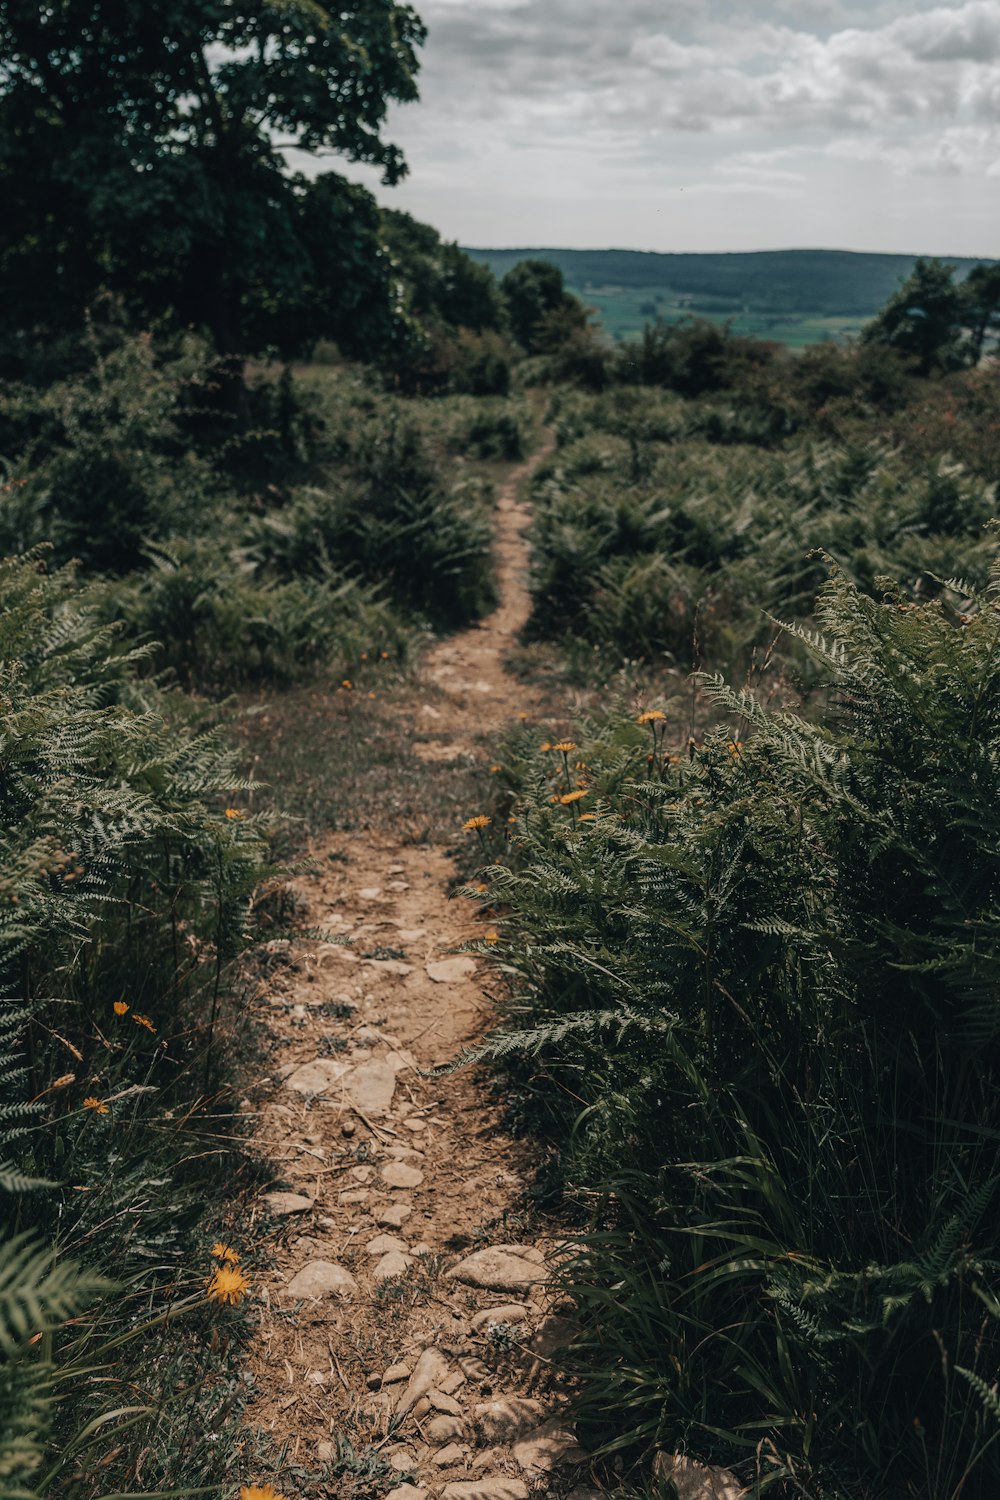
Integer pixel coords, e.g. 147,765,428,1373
0,552,271,1496
471,562,1000,1498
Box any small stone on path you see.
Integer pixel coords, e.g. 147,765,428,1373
474,1398,546,1444
441,1482,528,1500
429,1391,464,1416
386,1486,427,1500
374,1250,412,1281
382,1363,412,1385
395,1348,451,1416
433,1443,466,1467
284,1058,349,1095
264,1191,314,1217
426,957,477,984
383,1161,424,1190
286,1260,358,1299
512,1420,585,1475
377,1203,413,1228
448,1247,548,1291
345,1059,397,1115
367,1234,409,1256
427,1415,466,1444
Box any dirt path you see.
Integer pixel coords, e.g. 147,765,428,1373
245,431,595,1500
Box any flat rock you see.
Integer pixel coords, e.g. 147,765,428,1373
286,1260,358,1299
427,1415,466,1444
470,1304,530,1332
433,1443,466,1467
429,1391,464,1416
374,1250,412,1281
653,1453,746,1500
530,1314,574,1358
426,957,478,984
512,1420,585,1475
358,886,383,900
395,1347,451,1416
264,1191,314,1217
367,1234,410,1256
388,1450,418,1472
284,1058,350,1095
383,1162,425,1190
441,1482,529,1500
366,958,413,977
377,1203,413,1228
474,1398,546,1444
448,1248,548,1292
345,1059,397,1115
383,1363,412,1385
385,1487,427,1500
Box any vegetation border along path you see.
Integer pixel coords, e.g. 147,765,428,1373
244,432,594,1500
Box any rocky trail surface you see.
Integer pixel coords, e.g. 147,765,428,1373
245,432,603,1500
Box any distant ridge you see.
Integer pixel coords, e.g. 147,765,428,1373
462,247,990,318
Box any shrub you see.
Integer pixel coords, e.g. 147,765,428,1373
0,550,270,1493
472,565,1000,1498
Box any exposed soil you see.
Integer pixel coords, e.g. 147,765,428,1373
244,432,600,1500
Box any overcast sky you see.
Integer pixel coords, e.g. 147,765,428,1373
328,0,1000,255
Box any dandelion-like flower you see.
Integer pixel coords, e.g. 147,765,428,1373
133,1013,156,1034
552,741,577,753
83,1096,109,1115
579,812,598,822
463,815,491,832
207,1263,251,1306
638,710,666,725
727,740,744,759
341,679,353,690
113,1001,129,1017
224,807,244,820
539,741,552,753
211,1242,240,1264
240,1486,288,1500
484,931,499,946
559,790,588,805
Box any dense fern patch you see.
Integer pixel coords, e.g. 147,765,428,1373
0,553,271,1495
471,563,1000,1498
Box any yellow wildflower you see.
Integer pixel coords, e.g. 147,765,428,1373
638,710,666,725
727,740,744,759
240,1486,288,1500
553,741,577,753
224,807,244,820
341,679,352,690
463,815,491,832
207,1264,251,1306
113,1001,129,1017
82,1096,109,1115
360,652,368,661
211,1242,240,1264
559,790,588,805
489,764,502,774
381,651,390,659
579,812,598,822
484,931,499,946
133,1013,156,1034
539,741,552,752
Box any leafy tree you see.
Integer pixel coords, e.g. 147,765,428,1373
861,257,965,376
380,209,506,333
500,259,585,354
0,0,426,357
960,262,1000,365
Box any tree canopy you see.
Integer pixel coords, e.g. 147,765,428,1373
0,0,426,356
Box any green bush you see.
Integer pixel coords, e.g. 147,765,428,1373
527,387,997,673
472,565,1000,1498
0,551,269,1495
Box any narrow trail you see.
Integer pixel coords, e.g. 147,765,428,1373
246,430,595,1500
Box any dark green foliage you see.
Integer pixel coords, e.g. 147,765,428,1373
527,385,997,671
620,316,777,396
473,566,1000,1497
0,0,426,357
862,258,966,376
500,260,587,355
0,551,271,1495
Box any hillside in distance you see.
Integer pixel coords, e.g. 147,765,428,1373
462,246,992,346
